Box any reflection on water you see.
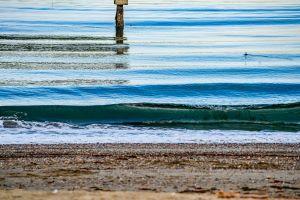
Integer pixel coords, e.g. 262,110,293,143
0,34,129,69
0,33,130,85
0,62,129,70
0,79,128,86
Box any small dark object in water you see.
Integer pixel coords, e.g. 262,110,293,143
3,120,19,128
244,52,248,57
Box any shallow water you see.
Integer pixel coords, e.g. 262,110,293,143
0,0,299,144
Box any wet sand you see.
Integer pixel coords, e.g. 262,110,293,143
0,143,299,199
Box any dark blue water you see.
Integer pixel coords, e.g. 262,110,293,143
0,0,299,143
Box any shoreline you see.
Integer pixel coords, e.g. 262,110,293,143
0,143,299,199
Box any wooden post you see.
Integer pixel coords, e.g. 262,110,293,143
114,0,128,42
115,5,124,29
115,5,124,41
114,0,128,54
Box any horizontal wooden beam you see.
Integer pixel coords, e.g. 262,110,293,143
114,0,128,5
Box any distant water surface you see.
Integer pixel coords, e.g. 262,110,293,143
0,0,299,144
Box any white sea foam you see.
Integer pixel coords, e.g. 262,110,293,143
0,120,299,144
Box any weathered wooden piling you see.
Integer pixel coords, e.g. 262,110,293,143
114,0,128,41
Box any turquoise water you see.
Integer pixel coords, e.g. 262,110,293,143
0,0,300,143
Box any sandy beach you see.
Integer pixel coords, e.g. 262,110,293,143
0,143,299,199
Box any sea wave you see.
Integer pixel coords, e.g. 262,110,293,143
0,102,299,131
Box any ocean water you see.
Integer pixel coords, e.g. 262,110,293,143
0,0,300,144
